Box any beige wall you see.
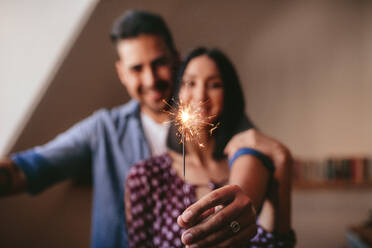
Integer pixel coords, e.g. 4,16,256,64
0,0,98,156
240,1,372,159
1,1,371,247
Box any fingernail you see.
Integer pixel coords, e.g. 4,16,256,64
186,245,198,248
182,210,193,222
215,205,223,212
183,232,193,243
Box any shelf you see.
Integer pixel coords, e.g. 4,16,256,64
293,180,372,190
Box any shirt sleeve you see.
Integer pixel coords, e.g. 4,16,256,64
10,111,102,194
249,225,296,248
125,162,155,248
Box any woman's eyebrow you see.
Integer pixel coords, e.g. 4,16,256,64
182,73,195,79
183,73,221,80
206,74,222,81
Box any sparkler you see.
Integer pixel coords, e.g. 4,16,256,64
163,99,218,180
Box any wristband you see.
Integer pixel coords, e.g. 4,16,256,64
228,147,275,173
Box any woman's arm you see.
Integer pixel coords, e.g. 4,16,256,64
228,154,270,214
226,128,293,232
177,129,294,247
177,185,258,247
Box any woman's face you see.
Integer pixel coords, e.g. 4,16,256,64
179,55,224,122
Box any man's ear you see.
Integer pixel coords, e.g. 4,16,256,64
173,51,181,68
115,60,126,87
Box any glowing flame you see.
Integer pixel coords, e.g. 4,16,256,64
181,111,190,123
163,99,218,146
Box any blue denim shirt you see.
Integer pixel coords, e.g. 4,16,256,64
11,100,150,248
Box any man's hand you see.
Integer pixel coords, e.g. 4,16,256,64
0,158,26,196
225,129,292,168
177,185,257,247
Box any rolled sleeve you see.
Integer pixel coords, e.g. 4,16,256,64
11,111,102,194
11,150,54,194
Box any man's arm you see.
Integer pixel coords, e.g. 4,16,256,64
0,158,27,196
258,149,292,234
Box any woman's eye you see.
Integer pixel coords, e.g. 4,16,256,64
207,82,223,89
183,81,195,87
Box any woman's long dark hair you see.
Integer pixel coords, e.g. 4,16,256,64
167,47,246,159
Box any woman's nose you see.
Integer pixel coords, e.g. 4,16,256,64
194,86,208,102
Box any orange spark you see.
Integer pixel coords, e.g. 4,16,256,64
163,99,218,146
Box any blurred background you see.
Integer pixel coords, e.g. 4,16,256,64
0,0,371,247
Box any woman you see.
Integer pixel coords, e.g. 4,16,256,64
125,47,295,247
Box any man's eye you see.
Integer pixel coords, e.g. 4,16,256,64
131,65,142,72
153,57,169,67
159,58,169,66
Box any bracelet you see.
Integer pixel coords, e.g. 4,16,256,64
0,167,12,194
228,147,275,173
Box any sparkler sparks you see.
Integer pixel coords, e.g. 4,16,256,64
163,99,219,180
163,99,217,145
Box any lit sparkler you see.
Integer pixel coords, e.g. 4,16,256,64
163,99,218,180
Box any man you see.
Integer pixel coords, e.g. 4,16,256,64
0,10,292,247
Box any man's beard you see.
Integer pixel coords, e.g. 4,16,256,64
140,80,172,113
140,80,171,94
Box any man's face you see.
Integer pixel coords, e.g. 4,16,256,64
116,34,175,115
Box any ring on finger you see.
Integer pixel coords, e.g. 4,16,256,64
230,220,240,233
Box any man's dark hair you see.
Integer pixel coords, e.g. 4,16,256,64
167,47,250,159
110,10,176,54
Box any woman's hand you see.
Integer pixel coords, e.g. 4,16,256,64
177,185,257,247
